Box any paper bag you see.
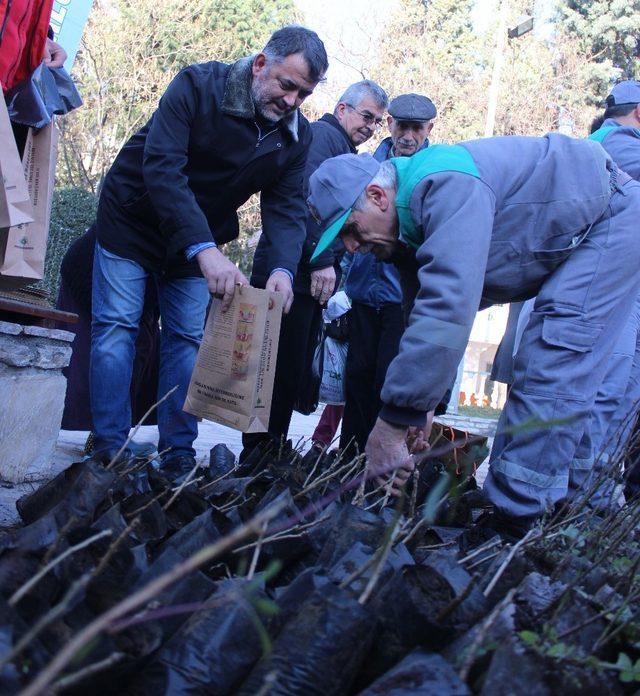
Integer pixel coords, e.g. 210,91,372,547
0,121,58,283
184,285,283,432
0,96,33,228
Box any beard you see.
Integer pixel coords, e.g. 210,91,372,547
251,78,293,123
386,241,413,266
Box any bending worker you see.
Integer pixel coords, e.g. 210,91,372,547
579,80,640,503
306,133,640,540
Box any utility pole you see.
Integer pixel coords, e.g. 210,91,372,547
484,0,509,138
484,8,534,137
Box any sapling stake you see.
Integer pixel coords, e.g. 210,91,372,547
51,653,126,693
458,588,517,682
162,458,201,510
483,528,537,597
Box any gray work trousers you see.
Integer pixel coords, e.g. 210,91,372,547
484,179,640,518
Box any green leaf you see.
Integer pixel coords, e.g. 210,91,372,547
618,656,640,683
253,597,280,617
612,556,633,574
547,642,569,659
518,630,540,647
501,414,579,436
616,653,633,670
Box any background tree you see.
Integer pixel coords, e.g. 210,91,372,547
558,0,640,104
369,0,489,144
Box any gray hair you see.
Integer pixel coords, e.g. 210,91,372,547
336,80,389,112
352,160,397,211
262,25,328,83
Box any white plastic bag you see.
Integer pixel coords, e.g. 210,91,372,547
324,290,351,322
319,336,348,405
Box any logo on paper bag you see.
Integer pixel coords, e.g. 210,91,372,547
13,235,34,250
231,303,257,380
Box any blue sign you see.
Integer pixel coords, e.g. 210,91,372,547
49,0,95,70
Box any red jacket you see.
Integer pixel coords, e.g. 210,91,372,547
0,0,54,92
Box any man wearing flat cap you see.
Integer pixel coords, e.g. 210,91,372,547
375,93,437,159
307,132,640,541
340,93,438,457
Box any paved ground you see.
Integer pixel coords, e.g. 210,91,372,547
0,409,496,527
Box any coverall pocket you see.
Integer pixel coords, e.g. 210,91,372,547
522,316,602,400
530,228,590,266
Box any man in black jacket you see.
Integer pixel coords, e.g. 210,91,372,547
90,26,327,473
243,80,388,459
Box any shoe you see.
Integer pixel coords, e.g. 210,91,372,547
128,440,157,458
84,435,155,461
86,447,136,467
161,455,199,484
84,432,94,455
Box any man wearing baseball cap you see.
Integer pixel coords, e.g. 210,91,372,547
307,133,640,540
590,80,640,177
576,80,640,504
341,93,438,458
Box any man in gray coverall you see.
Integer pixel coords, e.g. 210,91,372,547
578,80,640,502
306,134,640,539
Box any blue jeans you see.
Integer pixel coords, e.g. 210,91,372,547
90,243,209,459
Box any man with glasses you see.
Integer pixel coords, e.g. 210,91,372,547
244,80,388,462
340,93,438,458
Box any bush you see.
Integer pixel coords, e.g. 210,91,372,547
33,187,97,301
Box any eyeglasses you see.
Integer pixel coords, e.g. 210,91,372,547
346,104,383,128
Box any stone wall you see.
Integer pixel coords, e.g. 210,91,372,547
436,413,498,437
0,320,74,483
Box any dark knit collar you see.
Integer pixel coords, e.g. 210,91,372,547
319,112,357,153
221,56,299,141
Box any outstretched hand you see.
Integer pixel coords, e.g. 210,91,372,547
365,418,414,497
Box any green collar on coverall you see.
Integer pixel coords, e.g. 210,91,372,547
588,125,619,143
391,145,481,250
